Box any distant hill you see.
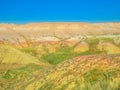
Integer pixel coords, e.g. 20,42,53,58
0,22,120,43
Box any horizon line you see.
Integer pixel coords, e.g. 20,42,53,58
0,21,120,25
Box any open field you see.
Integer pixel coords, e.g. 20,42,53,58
0,23,120,90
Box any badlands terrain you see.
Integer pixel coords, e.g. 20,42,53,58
0,22,120,43
0,22,120,90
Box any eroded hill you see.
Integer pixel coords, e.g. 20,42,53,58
0,22,120,43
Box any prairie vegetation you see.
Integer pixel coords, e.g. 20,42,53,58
0,33,120,90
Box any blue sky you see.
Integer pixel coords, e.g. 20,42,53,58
0,0,120,23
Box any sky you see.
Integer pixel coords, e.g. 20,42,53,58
0,0,120,23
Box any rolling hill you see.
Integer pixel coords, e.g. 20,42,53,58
26,55,120,90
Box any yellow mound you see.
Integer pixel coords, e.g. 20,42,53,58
0,44,43,65
98,43,120,54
